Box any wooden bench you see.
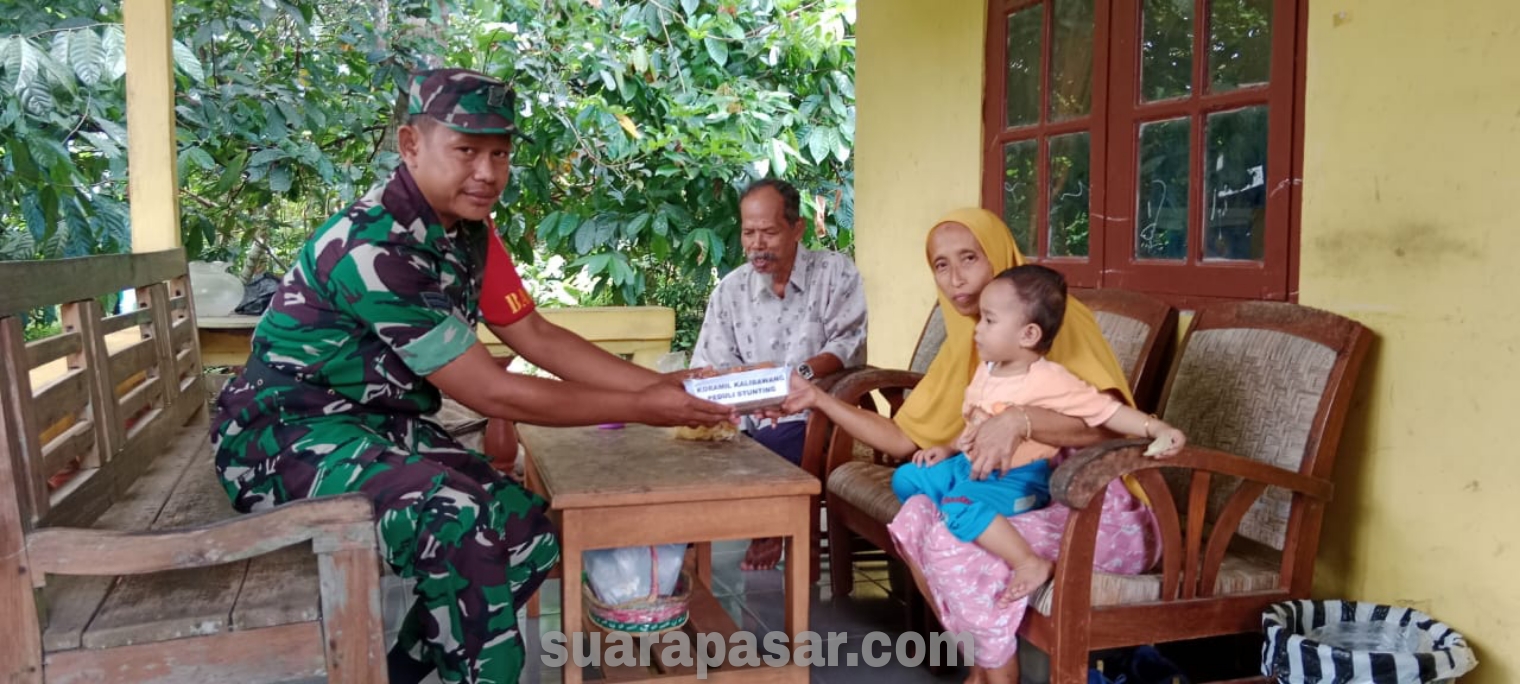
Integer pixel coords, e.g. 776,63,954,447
1,250,387,683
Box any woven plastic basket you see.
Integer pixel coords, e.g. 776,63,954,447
583,547,691,636
1263,600,1478,683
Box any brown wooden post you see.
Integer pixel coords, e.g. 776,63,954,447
315,523,388,684
169,276,198,359
0,337,45,683
1048,505,1103,684
169,275,206,400
483,418,519,474
139,283,179,405
1,317,47,523
65,300,123,465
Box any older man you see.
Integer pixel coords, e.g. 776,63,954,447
691,178,868,570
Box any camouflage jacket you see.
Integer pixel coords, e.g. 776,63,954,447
244,165,495,417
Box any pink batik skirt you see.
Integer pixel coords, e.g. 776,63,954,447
886,473,1161,668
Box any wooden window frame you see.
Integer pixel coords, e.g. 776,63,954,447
981,0,1308,303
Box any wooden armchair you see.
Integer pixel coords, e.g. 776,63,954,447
1021,301,1370,683
798,307,947,584
819,290,1179,595
1071,287,1178,412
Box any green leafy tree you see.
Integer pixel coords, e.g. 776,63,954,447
0,0,443,266
3,0,855,348
0,5,133,261
448,0,856,321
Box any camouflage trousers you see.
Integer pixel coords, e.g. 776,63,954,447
211,378,560,684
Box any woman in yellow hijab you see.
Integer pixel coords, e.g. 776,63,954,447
780,209,1160,683
779,207,1133,465
895,207,1133,452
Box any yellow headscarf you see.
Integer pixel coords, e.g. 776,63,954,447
894,208,1135,448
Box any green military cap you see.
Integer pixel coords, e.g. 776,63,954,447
408,68,532,141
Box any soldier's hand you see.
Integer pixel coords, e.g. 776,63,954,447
637,383,738,427
656,366,718,388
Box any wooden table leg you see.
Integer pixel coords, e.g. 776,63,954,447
810,495,822,587
783,496,811,682
525,454,548,623
526,589,541,619
560,511,584,684
694,541,713,590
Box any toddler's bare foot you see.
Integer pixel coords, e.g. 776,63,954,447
998,557,1053,605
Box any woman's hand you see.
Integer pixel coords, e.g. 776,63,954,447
911,444,956,467
961,408,1028,480
955,408,989,452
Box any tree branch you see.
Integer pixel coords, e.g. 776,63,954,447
645,1,691,93
323,124,388,153
26,23,113,39
185,190,290,273
744,0,827,39
62,91,93,144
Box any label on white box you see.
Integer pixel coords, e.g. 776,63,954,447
683,367,791,412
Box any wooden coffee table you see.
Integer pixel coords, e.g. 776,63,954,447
519,424,821,684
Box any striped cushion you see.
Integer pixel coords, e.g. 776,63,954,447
827,461,902,524
1030,548,1280,616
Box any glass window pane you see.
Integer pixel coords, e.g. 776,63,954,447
1048,132,1090,258
1006,4,1044,128
1050,0,1094,120
1210,0,1273,92
1002,139,1039,255
1141,0,1194,102
1136,118,1191,260
1204,106,1268,261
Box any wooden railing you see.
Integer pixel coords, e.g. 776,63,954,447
479,306,676,368
198,305,677,369
0,250,204,528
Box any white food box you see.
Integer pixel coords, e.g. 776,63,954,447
682,366,791,413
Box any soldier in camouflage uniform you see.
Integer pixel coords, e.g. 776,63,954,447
211,69,734,684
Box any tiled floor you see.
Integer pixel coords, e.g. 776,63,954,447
383,540,978,683
376,541,1268,684
367,541,1076,684
518,540,971,684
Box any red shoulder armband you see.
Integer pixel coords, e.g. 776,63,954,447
479,219,535,326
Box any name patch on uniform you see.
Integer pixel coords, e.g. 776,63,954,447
420,292,453,311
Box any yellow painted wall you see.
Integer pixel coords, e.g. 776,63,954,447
1300,2,1520,682
856,0,1520,680
855,0,985,367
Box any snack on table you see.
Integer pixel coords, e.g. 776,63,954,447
671,423,740,442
